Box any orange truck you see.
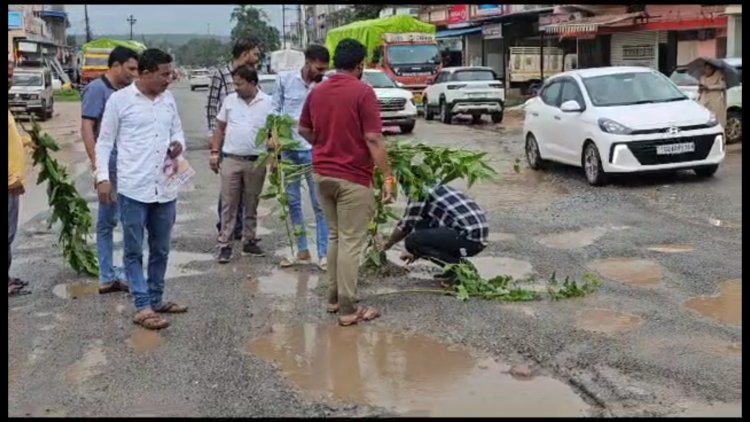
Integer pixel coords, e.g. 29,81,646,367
325,15,441,108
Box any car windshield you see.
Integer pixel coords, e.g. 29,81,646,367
669,69,699,86
386,44,439,66
191,70,210,77
363,71,397,88
13,73,43,87
83,56,108,67
582,71,688,107
452,69,496,82
259,79,276,95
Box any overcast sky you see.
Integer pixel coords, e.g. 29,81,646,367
65,5,286,36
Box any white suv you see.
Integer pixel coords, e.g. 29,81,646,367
423,66,505,125
189,68,211,91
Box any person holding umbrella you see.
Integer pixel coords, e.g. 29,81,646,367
698,60,728,129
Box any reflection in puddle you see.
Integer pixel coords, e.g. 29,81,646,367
576,309,643,334
536,227,609,250
470,256,534,280
647,244,695,253
64,341,107,386
684,279,741,326
587,258,663,287
52,281,99,299
244,269,319,298
246,324,588,417
127,329,164,354
707,218,742,229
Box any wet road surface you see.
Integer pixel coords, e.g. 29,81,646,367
8,82,741,417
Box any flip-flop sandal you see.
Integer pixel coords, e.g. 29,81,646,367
338,306,380,327
8,284,31,297
8,278,29,287
326,303,339,313
132,312,170,330
280,257,312,268
99,280,130,294
154,301,188,314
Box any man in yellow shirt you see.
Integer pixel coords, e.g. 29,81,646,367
8,56,31,296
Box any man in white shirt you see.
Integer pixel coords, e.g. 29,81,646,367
95,48,187,330
209,65,273,263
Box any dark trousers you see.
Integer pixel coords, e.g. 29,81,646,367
404,226,484,267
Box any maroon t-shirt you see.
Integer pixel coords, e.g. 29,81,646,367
299,73,382,187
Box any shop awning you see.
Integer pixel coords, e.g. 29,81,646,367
436,27,482,39
541,12,645,34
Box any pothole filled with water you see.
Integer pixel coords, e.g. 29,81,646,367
127,329,164,354
576,309,643,334
52,281,99,300
684,279,741,326
470,256,534,280
586,258,663,287
243,269,319,298
536,227,609,250
245,323,589,417
646,244,695,253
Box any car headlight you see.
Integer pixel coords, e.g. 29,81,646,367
598,118,633,135
29,94,39,100
707,113,719,127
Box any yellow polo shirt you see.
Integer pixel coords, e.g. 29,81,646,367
8,110,28,188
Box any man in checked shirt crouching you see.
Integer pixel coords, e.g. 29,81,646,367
379,184,488,285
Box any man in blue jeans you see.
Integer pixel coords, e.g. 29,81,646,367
80,46,139,294
96,49,187,330
272,45,330,270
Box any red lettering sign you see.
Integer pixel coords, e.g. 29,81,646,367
448,5,469,25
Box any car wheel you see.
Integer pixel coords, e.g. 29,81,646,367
726,110,741,144
399,121,416,134
525,134,545,170
46,99,54,119
440,100,452,125
37,101,48,122
491,111,504,124
694,164,719,178
582,142,607,186
424,97,434,121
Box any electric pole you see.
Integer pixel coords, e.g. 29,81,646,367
281,5,286,49
127,14,137,40
84,4,92,42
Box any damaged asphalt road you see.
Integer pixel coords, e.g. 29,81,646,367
8,83,741,417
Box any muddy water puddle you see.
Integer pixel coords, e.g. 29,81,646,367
52,281,99,299
646,244,695,253
536,227,609,250
587,258,663,287
127,329,164,354
64,341,107,386
244,269,319,298
576,309,643,334
684,279,741,326
468,170,569,211
470,256,534,280
246,323,588,417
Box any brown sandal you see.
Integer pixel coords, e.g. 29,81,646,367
99,280,130,294
326,303,339,313
338,306,380,327
133,311,170,330
154,301,188,314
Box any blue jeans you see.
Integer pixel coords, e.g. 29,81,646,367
96,151,123,284
282,149,328,259
118,194,176,311
8,192,19,278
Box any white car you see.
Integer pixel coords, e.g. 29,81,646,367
669,57,742,144
523,66,725,186
324,69,417,134
259,74,277,96
189,68,211,91
423,66,505,125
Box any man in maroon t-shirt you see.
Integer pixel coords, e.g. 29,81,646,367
299,39,394,326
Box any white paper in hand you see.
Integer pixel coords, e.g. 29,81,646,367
163,156,196,193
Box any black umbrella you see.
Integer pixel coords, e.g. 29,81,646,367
685,57,740,89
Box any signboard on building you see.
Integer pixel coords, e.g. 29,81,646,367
539,12,584,27
622,45,655,61
448,5,469,27
508,5,553,15
8,11,23,30
476,5,505,16
482,23,503,39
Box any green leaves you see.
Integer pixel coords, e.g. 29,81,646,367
24,121,98,277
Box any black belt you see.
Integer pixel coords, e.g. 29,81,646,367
222,152,258,162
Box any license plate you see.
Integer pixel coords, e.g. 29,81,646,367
10,106,25,112
468,93,486,99
656,142,695,155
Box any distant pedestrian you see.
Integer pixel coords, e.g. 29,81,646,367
272,44,330,270
8,56,33,297
698,61,728,128
80,46,139,295
298,39,395,326
210,65,273,263
96,48,187,330
379,184,488,286
206,37,262,240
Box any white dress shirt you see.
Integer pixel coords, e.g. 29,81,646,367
96,83,186,204
271,69,314,150
217,90,272,156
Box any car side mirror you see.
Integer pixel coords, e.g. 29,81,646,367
52,79,62,90
560,100,583,113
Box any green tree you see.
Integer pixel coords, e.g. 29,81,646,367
65,34,77,47
175,38,229,67
328,5,385,27
230,5,281,56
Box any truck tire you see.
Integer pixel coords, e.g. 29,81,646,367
491,111,504,124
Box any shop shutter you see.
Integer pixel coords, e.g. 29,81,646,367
610,31,659,69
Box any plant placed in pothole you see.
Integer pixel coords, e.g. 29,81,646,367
24,121,99,277
445,262,601,302
254,114,312,259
